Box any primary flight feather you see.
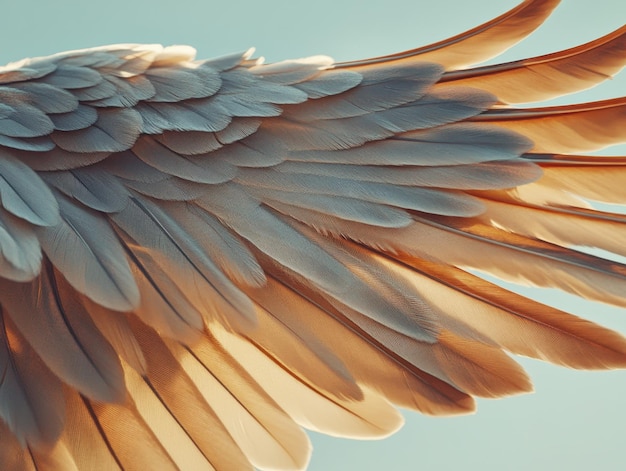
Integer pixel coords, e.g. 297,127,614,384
0,0,625,469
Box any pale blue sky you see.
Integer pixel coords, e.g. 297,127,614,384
2,1,626,470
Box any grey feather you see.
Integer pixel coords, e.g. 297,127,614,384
222,68,309,104
12,147,110,171
211,94,282,118
71,79,118,102
146,65,221,102
289,123,533,165
90,75,156,107
0,208,41,281
112,196,257,331
0,134,54,152
157,131,222,155
185,205,266,287
210,140,285,168
52,108,142,152
240,170,486,217
36,194,139,311
260,190,413,227
100,150,170,183
197,183,354,295
215,118,262,145
298,63,443,119
275,160,542,190
49,105,97,132
293,70,362,98
132,136,236,184
124,177,208,201
10,82,78,114
137,100,232,133
0,151,59,226
0,103,53,138
43,65,103,89
41,168,129,212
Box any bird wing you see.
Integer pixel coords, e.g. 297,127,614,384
1,0,626,469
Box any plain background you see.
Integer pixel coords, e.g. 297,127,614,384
2,1,626,470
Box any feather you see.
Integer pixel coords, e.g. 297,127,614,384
145,65,221,102
299,63,443,120
0,266,126,403
274,160,542,190
443,25,626,103
237,298,363,401
0,103,53,138
71,80,118,102
132,135,236,184
202,49,253,72
293,69,362,99
137,100,232,134
157,130,222,155
152,45,197,66
159,202,265,287
289,123,533,165
238,168,486,217
42,168,129,213
85,391,180,470
48,105,97,132
58,392,123,471
477,99,626,153
338,215,626,307
244,276,475,416
28,440,78,471
474,197,626,259
10,82,78,114
262,191,414,228
215,118,262,145
0,60,56,84
389,257,626,370
0,133,54,151
80,296,146,374
337,0,560,70
125,245,205,342
196,184,356,296
36,194,139,311
0,208,41,282
123,177,208,201
127,318,254,471
211,323,404,439
100,150,168,183
52,108,142,153
10,147,110,171
223,68,309,104
252,221,439,343
179,336,313,470
528,154,626,205
91,74,156,107
112,196,257,333
42,65,103,89
0,421,37,471
0,151,59,226
0,314,65,449
249,55,334,84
